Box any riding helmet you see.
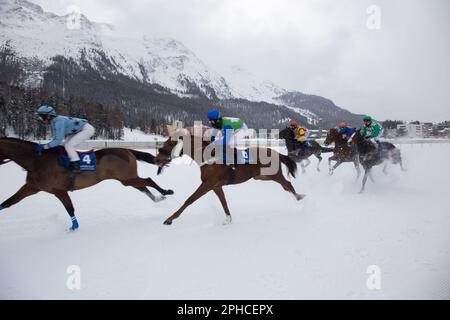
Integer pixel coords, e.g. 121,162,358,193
207,110,222,121
36,105,57,117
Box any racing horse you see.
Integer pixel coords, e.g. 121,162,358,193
350,130,406,193
323,128,361,178
0,137,173,230
154,127,305,225
279,127,333,173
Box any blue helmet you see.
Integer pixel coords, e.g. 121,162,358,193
207,109,222,121
36,105,57,116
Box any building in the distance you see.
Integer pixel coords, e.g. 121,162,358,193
396,123,424,138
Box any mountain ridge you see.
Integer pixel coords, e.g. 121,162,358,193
0,0,365,131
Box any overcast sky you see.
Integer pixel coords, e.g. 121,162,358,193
34,0,450,122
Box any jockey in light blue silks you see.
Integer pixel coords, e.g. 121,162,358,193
207,109,251,165
35,105,95,172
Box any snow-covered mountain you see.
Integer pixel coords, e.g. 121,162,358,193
221,65,287,104
0,0,235,99
0,0,289,103
1,0,369,128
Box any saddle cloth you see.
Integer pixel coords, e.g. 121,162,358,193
57,147,97,172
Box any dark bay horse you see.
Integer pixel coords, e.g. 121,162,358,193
0,137,173,230
324,128,361,178
154,127,305,225
350,130,406,193
279,127,333,173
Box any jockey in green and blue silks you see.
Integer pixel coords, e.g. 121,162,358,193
207,109,250,164
359,115,383,149
35,105,95,172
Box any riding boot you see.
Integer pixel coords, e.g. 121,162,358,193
69,161,81,173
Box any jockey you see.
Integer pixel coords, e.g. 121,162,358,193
35,105,95,172
207,109,250,164
338,122,357,141
293,122,309,152
359,115,383,149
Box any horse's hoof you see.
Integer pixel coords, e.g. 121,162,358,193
163,219,172,225
296,194,306,201
154,195,166,203
164,189,174,195
223,216,232,225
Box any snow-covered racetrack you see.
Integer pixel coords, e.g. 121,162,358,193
1,143,449,299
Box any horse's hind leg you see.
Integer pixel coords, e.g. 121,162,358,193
382,162,388,175
369,170,375,183
213,187,232,224
53,191,78,231
300,161,306,174
303,158,311,168
0,184,39,211
268,171,305,201
396,150,407,172
143,177,174,195
133,186,164,202
121,177,173,202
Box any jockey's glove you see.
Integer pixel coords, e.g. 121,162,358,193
35,144,45,155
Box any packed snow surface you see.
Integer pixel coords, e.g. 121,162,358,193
0,143,449,299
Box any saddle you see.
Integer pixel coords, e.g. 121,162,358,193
57,147,97,172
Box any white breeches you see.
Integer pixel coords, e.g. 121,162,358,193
64,123,95,161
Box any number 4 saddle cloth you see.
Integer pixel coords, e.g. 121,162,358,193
57,147,97,172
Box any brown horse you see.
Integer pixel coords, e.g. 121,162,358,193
323,128,361,178
279,127,333,173
154,127,305,225
0,137,173,230
350,130,406,193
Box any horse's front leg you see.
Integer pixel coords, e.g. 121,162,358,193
354,159,362,181
164,182,212,225
330,160,343,176
360,168,371,193
0,184,40,212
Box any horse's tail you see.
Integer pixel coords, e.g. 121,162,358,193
129,149,155,164
320,146,334,153
280,154,298,178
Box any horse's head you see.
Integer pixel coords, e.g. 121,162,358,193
324,128,339,146
154,128,190,175
279,127,295,151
